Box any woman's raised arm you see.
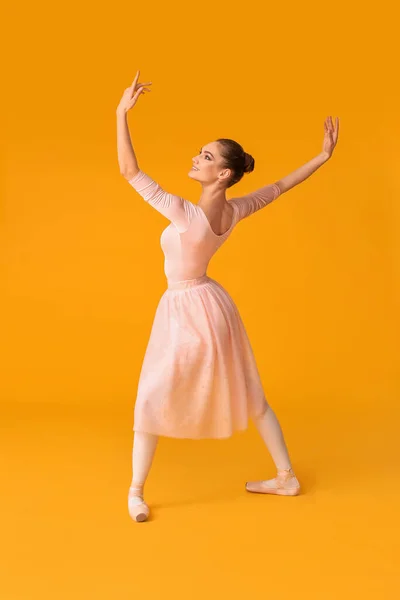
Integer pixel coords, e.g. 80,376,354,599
231,116,340,221
276,116,339,194
116,70,152,179
116,71,194,232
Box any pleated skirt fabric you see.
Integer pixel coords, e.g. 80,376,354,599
133,275,268,439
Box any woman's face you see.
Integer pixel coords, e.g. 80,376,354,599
188,141,231,186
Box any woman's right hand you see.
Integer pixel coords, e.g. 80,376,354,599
116,70,152,114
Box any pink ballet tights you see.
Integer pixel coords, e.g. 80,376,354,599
129,403,293,498
129,431,159,499
252,403,293,471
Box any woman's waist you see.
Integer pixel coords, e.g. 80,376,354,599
167,274,213,290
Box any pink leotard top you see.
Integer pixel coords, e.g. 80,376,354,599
128,170,281,284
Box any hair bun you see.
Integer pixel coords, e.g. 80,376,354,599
243,152,255,174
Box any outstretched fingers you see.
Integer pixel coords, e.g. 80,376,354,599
334,116,339,142
325,116,339,140
131,70,140,90
129,85,151,107
130,70,152,91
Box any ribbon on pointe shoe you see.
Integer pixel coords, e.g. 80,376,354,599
128,484,150,522
246,467,300,495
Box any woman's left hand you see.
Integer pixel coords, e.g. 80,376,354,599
322,116,339,159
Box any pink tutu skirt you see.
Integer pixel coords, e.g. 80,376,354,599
133,275,269,439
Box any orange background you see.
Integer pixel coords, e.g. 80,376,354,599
2,0,399,598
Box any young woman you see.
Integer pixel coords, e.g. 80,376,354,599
116,70,339,522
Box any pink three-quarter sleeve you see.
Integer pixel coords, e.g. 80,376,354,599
231,182,281,221
128,170,192,233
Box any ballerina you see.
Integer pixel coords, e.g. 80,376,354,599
116,70,339,522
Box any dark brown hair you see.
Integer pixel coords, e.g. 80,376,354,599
216,138,255,189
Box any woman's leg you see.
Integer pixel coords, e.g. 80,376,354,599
128,431,159,520
247,402,300,495
253,403,292,470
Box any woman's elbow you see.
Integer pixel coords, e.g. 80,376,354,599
121,168,140,181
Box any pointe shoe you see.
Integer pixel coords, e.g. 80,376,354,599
246,467,301,496
128,486,150,522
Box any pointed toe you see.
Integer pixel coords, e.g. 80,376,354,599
245,469,301,496
128,496,150,522
129,500,150,522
